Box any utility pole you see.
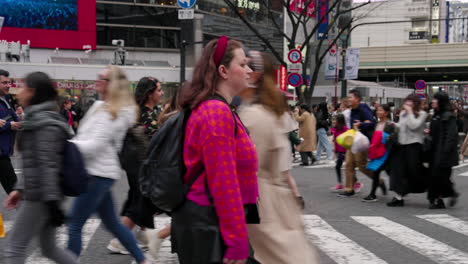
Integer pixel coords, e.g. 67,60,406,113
179,40,187,85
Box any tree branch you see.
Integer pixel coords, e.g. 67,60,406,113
299,0,342,52
259,0,292,43
222,0,286,65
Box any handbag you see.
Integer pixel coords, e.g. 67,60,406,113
351,131,370,154
336,129,356,150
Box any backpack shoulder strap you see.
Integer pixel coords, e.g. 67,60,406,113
208,94,240,137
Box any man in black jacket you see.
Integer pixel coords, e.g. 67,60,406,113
0,69,20,194
339,90,376,197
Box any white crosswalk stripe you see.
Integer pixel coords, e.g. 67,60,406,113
416,214,468,237
353,216,468,264
5,214,468,264
303,215,388,264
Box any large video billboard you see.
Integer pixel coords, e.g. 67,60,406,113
0,0,96,50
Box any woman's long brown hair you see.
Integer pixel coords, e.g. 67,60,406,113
179,38,243,109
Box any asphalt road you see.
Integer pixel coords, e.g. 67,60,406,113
1,159,468,264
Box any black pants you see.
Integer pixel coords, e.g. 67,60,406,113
335,152,345,183
390,143,427,196
370,165,390,196
428,167,457,202
121,167,161,229
300,152,315,165
172,200,260,264
0,156,17,194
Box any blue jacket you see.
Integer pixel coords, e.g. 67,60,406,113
0,95,19,157
350,103,375,139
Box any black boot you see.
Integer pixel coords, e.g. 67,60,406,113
449,193,459,207
429,198,446,209
379,181,388,196
387,197,404,207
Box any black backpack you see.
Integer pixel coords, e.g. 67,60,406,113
119,126,149,176
33,112,89,196
139,96,237,213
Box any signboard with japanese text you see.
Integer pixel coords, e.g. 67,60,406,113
317,0,329,40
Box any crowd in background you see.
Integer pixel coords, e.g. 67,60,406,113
0,0,78,31
0,34,464,264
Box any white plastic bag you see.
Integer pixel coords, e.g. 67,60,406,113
351,131,370,154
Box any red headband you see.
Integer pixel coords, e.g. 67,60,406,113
213,36,229,66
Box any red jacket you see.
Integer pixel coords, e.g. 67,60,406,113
368,130,386,159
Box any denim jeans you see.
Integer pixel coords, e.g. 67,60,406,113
67,176,145,263
316,128,332,161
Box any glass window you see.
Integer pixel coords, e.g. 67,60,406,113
97,26,180,48
135,0,177,5
97,3,180,27
98,0,134,3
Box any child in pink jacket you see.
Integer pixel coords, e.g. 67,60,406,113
330,114,348,192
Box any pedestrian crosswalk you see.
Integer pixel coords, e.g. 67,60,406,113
3,214,468,264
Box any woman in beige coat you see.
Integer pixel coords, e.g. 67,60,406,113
239,52,320,264
294,105,317,166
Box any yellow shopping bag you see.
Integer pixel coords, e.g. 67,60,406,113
336,129,356,150
0,212,5,238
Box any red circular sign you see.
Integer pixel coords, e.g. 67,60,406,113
288,49,302,64
287,73,303,87
415,80,426,90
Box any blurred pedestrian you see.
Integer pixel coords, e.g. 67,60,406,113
59,98,75,131
362,104,393,202
330,114,348,192
294,104,317,166
0,69,20,195
66,66,152,264
427,92,459,209
338,90,375,197
387,94,428,207
15,106,24,121
172,36,259,264
239,52,319,264
107,76,167,259
3,72,78,264
315,102,333,163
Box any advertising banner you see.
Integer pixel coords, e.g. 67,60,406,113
317,0,329,40
324,44,339,80
345,48,360,80
289,0,315,17
0,0,96,50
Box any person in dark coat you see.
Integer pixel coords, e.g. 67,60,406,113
314,102,333,163
427,92,459,209
0,69,20,195
387,94,428,207
4,72,79,264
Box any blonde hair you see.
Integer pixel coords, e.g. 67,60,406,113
103,66,138,120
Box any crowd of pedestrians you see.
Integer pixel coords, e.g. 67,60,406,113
0,35,465,264
0,0,78,31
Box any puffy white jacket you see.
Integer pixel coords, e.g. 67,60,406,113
71,101,137,180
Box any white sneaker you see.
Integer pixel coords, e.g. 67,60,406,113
134,227,149,248
107,238,130,255
147,229,165,260
131,253,157,264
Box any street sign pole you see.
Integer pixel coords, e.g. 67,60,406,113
178,0,197,85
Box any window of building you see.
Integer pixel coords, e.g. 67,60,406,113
97,3,179,27
97,26,180,48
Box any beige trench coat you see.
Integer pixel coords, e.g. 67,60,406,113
239,105,320,264
294,111,317,152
